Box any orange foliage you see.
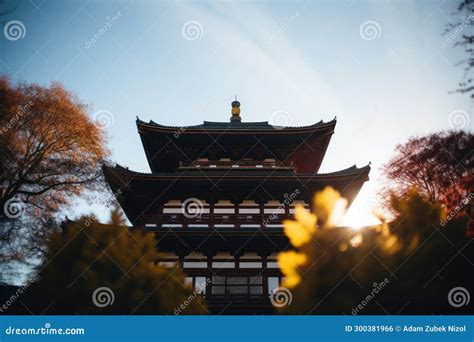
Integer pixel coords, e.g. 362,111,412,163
0,77,110,220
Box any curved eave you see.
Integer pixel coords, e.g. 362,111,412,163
136,118,337,135
103,163,370,224
103,163,370,184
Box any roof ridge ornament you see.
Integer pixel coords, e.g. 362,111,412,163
230,96,241,123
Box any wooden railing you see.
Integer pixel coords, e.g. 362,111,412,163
179,159,294,169
141,202,311,228
142,213,288,228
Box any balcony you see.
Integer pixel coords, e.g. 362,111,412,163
143,212,289,228
142,201,310,228
178,159,294,170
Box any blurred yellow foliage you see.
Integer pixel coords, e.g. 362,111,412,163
313,187,346,226
279,186,348,288
283,206,316,247
277,251,307,288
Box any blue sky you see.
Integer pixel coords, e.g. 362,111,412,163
1,0,472,226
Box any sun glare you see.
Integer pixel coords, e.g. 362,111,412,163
341,189,382,229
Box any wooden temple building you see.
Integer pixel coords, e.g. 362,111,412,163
103,99,370,314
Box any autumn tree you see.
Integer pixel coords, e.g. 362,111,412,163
0,78,110,283
381,130,473,213
0,77,109,222
13,210,206,314
448,1,474,99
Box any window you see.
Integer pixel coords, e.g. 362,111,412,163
183,276,208,294
211,276,262,296
183,261,207,268
267,261,279,268
212,261,235,268
268,277,279,294
240,261,262,268
212,276,225,284
195,277,207,294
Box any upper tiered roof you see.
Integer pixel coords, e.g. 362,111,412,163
136,100,337,173
137,118,336,132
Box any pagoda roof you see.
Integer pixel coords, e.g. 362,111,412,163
136,118,336,134
104,163,370,180
103,163,370,224
136,117,336,173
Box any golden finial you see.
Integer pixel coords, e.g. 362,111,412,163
231,96,241,122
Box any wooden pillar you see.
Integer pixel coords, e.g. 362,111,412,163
181,198,188,228
158,203,164,228
208,198,217,228
256,197,267,228
259,251,270,296
209,202,214,228
204,251,216,295
175,251,187,269
231,196,242,228
233,250,244,269
235,202,240,228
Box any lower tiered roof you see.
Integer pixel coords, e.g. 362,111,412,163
103,163,370,225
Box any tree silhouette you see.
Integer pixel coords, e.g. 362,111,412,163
381,130,473,216
449,1,474,99
17,209,207,314
0,78,110,283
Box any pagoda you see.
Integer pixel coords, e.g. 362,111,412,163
103,99,370,314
